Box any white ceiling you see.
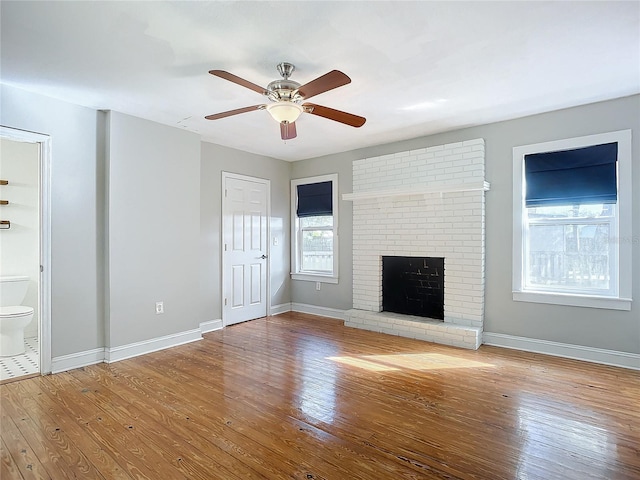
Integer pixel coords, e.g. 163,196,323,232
1,1,638,162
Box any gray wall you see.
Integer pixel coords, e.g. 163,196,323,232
291,95,640,355
3,82,636,359
1,84,104,357
0,84,291,358
290,156,354,310
200,142,291,321
106,112,201,347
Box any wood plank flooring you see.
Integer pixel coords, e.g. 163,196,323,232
1,312,639,479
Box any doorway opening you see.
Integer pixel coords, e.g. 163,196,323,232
0,127,51,382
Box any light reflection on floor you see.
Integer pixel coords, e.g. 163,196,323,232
516,398,615,479
298,336,338,424
328,352,495,372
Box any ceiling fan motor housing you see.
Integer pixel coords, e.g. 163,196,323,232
267,63,303,103
266,79,302,103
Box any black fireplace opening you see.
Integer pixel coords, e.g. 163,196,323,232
382,256,444,320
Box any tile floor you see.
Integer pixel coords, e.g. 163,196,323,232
0,337,39,382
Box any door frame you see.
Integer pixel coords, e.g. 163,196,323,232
221,171,271,327
0,126,52,374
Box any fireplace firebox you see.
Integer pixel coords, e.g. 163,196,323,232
382,256,444,320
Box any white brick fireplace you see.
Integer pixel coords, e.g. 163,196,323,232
343,139,488,349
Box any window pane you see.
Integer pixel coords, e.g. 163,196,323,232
301,229,333,272
300,215,333,228
527,204,613,219
527,223,610,290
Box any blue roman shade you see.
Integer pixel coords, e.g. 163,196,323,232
524,142,618,207
296,181,333,217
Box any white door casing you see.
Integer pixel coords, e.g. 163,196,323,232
222,173,269,326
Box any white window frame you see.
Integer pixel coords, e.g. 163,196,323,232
291,174,339,284
513,130,632,311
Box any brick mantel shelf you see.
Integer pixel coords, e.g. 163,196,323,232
342,180,490,201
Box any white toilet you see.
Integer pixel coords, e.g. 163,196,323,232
0,276,35,357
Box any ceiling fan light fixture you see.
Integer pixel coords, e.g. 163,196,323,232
266,101,303,123
206,64,366,137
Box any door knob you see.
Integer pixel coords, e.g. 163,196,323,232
260,254,268,259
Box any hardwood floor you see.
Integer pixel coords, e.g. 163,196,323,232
1,312,639,479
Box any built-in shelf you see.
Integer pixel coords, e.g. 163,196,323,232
342,181,490,201
0,220,10,229
0,200,7,205
0,180,8,186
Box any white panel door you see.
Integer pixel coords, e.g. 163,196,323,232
222,174,269,326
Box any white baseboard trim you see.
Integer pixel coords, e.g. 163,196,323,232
105,328,202,364
50,323,223,374
270,303,292,315
291,303,346,320
483,332,640,371
200,319,223,333
51,348,106,374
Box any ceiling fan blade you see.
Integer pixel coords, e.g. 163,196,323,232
205,105,264,120
297,70,351,100
303,103,366,127
280,121,297,140
209,70,267,95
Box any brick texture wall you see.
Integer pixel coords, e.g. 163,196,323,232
350,139,486,330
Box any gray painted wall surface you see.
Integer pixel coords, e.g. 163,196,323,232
1,84,104,357
106,112,201,347
291,95,639,355
2,82,636,359
200,142,291,321
290,156,354,310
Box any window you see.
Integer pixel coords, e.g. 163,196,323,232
513,130,632,310
291,174,339,283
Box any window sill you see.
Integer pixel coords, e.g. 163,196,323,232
513,291,631,311
291,273,339,284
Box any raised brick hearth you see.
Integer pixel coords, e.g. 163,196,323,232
343,139,488,349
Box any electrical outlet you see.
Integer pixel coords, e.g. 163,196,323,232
316,282,321,291
155,301,164,314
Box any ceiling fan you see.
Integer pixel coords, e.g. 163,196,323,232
205,62,366,140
